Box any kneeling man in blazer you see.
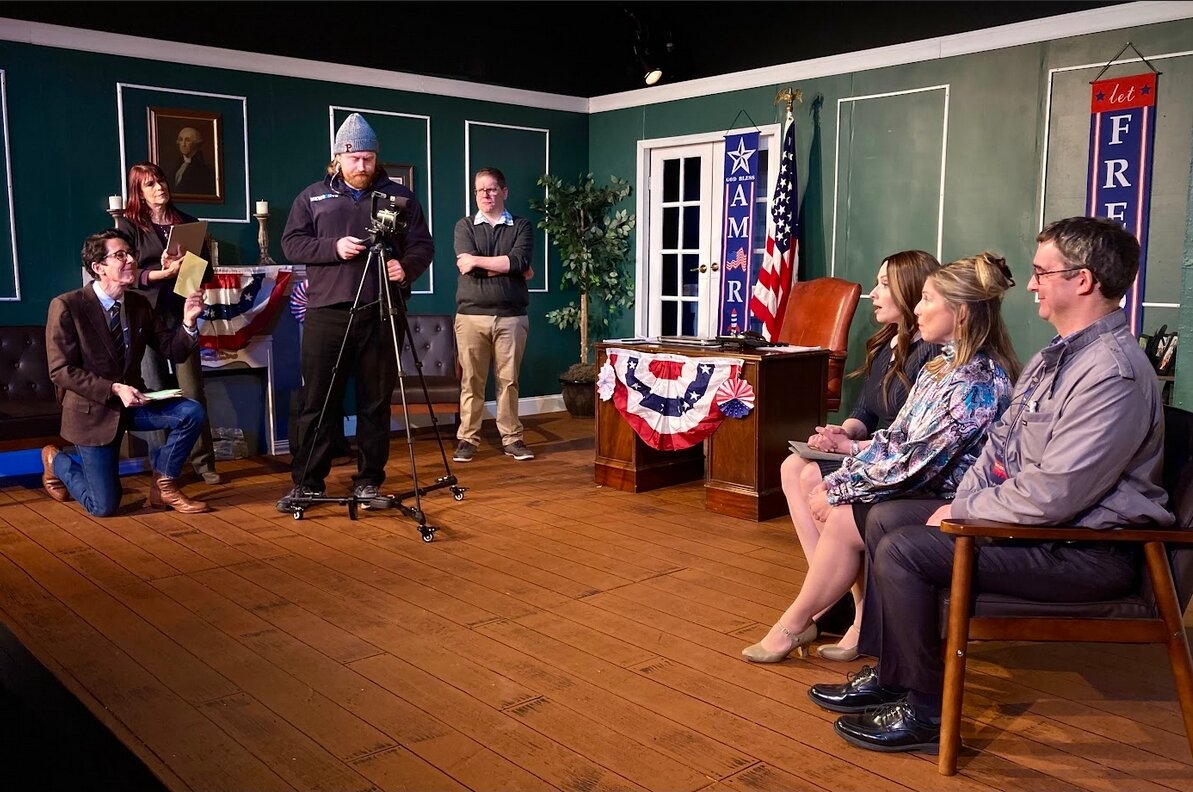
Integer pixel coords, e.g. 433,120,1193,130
43,228,210,515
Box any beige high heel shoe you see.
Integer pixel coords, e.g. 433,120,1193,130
816,643,860,662
817,625,861,661
741,622,818,663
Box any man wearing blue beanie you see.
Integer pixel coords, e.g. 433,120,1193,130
277,112,434,512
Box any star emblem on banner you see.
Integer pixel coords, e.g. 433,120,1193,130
1141,84,1150,95
727,138,755,175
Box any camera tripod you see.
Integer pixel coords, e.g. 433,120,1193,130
284,234,464,541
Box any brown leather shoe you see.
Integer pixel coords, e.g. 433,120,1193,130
149,474,210,513
41,445,70,502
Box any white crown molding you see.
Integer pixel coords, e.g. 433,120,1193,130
0,17,589,113
1,2,1191,117
588,1,1193,112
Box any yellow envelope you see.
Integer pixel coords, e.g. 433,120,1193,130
173,251,209,297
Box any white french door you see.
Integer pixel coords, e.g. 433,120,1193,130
646,143,725,337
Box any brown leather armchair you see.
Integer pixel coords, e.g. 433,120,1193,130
936,404,1193,774
775,277,862,412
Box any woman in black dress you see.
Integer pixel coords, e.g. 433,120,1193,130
778,250,940,659
118,161,220,484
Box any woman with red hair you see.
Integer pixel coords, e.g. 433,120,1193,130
117,161,220,484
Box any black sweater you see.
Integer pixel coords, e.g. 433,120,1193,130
452,214,534,316
281,168,434,309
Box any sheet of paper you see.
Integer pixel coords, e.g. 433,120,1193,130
143,389,184,401
173,251,208,297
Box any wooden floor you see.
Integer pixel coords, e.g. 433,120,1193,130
0,412,1190,792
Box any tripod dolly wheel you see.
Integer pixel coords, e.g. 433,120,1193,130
420,525,437,542
451,487,465,502
292,509,304,521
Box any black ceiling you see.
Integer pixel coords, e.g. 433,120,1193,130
6,2,1124,97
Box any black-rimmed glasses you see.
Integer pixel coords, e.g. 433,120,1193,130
1030,266,1085,281
474,187,502,196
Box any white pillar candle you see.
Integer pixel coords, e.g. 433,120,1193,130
255,200,269,215
108,194,124,210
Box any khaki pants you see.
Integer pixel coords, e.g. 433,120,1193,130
454,314,529,446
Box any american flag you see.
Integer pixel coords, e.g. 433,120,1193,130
748,108,799,340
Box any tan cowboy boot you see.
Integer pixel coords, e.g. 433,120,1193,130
41,445,70,502
149,474,210,513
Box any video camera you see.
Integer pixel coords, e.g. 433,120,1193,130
366,191,409,246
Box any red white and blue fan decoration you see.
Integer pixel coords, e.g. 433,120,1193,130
715,377,755,418
601,348,750,451
290,277,309,323
200,265,293,351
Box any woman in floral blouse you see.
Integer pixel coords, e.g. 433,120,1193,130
743,252,1022,663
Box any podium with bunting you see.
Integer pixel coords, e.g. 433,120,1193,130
594,340,828,521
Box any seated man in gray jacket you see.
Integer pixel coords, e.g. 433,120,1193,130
805,215,1173,753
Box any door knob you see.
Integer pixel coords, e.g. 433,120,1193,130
710,262,720,272
689,264,708,273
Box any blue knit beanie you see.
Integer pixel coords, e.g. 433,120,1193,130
334,113,379,154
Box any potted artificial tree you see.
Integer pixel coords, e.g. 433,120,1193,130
531,173,637,417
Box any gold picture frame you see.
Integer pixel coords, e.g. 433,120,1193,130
148,107,223,203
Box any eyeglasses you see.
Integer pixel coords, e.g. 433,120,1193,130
1030,266,1085,281
101,250,136,263
474,187,502,196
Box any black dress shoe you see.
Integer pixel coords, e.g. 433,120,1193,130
834,701,940,753
808,664,906,713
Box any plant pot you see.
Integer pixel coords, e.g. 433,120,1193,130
560,378,596,417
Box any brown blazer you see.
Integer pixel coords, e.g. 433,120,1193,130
46,284,198,446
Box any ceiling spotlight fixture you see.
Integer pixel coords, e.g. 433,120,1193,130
627,7,673,88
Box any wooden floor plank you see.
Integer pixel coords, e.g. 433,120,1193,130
1,413,1189,792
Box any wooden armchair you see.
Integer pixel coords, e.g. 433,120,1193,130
936,405,1193,775
775,277,861,411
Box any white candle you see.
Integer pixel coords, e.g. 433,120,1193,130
256,200,269,215
108,194,124,211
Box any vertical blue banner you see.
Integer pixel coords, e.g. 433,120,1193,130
1086,72,1157,336
719,131,759,335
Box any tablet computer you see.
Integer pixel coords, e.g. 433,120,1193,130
165,221,208,257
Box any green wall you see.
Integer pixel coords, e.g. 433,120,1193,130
0,39,589,432
590,17,1193,418
4,12,1193,435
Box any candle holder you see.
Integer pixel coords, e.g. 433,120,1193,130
106,207,125,227
255,210,277,266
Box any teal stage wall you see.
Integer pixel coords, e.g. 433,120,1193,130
2,8,1192,452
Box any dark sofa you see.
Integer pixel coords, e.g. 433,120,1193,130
0,325,62,451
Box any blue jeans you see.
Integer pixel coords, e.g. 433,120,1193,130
52,398,206,517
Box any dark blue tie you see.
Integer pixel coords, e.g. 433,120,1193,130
109,302,125,365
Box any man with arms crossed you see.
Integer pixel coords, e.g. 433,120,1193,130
807,216,1172,752
452,167,535,463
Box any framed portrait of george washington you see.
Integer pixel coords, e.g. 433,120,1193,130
149,107,224,203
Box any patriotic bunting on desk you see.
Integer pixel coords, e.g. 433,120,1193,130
200,265,293,351
602,348,748,451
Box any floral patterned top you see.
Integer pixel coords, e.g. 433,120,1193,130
823,344,1013,505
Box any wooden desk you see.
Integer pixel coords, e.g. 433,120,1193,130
594,342,828,521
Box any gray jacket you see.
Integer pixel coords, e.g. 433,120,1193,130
952,310,1172,529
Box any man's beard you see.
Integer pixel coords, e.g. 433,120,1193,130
343,169,375,189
